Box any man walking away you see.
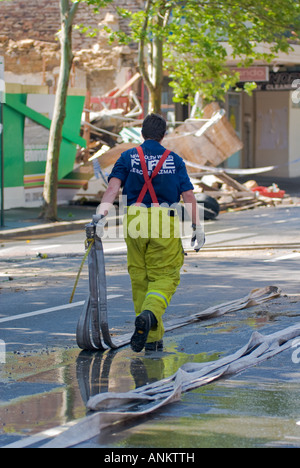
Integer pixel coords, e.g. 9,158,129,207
96,114,205,352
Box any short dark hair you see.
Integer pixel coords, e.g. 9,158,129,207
142,113,167,142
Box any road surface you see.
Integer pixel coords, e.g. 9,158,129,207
0,203,300,448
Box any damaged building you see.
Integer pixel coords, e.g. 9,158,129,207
0,0,300,211
0,0,143,208
0,0,141,95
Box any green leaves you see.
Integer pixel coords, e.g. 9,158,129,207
164,1,299,103
77,0,300,106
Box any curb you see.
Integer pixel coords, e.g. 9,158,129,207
0,219,90,240
0,215,124,240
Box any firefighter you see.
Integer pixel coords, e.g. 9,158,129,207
96,114,205,352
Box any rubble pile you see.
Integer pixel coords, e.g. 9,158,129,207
77,97,292,214
193,173,291,214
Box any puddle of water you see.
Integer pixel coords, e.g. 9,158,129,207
0,343,219,441
0,348,86,437
89,358,300,449
1,295,300,447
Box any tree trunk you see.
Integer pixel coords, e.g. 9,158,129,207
148,29,163,113
40,0,79,221
148,87,162,114
138,0,164,115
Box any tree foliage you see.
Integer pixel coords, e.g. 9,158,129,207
112,0,300,108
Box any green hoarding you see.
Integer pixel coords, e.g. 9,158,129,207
2,84,86,207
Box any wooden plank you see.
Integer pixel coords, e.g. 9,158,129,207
112,73,141,98
164,102,243,171
216,172,253,192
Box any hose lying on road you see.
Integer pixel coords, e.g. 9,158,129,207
40,286,300,449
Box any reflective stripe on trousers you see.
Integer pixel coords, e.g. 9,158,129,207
146,290,170,308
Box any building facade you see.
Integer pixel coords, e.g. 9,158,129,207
1,0,300,212
225,58,300,178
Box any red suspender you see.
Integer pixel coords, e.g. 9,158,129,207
136,146,171,206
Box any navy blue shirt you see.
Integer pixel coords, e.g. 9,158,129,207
108,140,194,207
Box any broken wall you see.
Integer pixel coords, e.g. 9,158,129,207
0,0,142,96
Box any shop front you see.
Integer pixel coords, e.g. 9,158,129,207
230,67,300,178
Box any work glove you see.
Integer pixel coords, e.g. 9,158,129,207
191,224,206,252
93,214,107,238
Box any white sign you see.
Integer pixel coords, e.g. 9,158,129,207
292,79,300,105
0,56,5,103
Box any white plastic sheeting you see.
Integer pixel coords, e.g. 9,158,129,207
88,322,300,411
112,286,282,348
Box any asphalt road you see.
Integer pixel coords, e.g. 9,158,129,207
0,203,300,448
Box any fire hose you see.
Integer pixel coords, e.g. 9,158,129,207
74,215,118,351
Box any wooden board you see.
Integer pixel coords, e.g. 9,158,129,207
96,103,243,172
164,102,243,172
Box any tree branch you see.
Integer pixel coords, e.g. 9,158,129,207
138,0,155,93
69,1,80,25
60,0,79,28
163,7,171,28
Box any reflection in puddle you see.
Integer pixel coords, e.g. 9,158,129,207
1,295,300,446
0,344,218,440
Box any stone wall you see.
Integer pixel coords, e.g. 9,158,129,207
0,0,143,95
0,0,143,47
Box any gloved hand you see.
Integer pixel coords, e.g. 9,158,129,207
191,224,205,252
93,214,107,238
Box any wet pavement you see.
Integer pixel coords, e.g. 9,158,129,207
0,203,300,448
1,294,300,448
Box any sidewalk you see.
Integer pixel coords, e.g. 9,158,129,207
0,204,98,239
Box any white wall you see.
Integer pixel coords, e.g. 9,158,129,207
254,91,289,178
4,186,25,209
289,91,300,178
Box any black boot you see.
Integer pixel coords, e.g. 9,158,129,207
130,310,157,353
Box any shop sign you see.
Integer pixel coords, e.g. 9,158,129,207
256,71,300,91
232,67,269,82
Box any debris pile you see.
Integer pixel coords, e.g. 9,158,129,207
164,102,243,169
75,84,292,214
192,173,291,214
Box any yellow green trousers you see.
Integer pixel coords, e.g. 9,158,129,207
124,206,184,343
